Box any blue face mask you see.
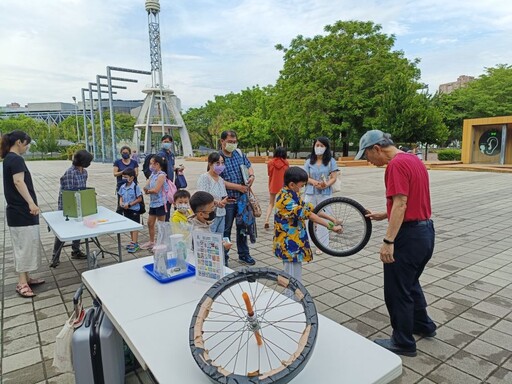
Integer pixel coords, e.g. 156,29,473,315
121,153,130,160
162,142,172,150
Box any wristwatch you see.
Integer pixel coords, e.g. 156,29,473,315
383,238,394,245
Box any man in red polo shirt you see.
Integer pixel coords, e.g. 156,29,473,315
355,130,436,357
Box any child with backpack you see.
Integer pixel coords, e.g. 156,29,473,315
118,168,143,253
141,155,169,250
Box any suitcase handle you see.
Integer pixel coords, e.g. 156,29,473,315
73,285,84,306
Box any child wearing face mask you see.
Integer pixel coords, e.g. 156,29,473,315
118,168,143,253
189,191,232,252
171,189,192,224
196,152,229,235
274,167,343,284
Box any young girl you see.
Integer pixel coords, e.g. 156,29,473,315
196,152,229,235
304,137,340,255
141,155,168,250
264,146,289,229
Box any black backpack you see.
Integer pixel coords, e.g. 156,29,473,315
142,154,153,179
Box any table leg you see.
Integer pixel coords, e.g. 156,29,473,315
117,233,122,262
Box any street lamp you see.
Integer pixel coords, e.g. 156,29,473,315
72,96,80,143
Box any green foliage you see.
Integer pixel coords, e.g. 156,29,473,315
439,64,512,142
273,20,422,155
65,143,86,160
437,149,461,161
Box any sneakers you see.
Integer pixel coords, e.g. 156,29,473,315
238,255,256,266
127,243,140,253
71,249,87,259
126,242,135,250
140,242,155,250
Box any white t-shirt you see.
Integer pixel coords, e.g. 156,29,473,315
196,173,227,216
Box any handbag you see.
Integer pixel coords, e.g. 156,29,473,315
248,188,262,218
174,169,187,189
330,162,342,193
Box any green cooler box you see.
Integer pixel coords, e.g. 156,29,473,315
62,188,97,218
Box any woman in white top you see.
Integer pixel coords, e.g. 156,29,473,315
196,152,229,234
304,136,340,254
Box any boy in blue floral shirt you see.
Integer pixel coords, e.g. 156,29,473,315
274,167,342,283
118,168,143,252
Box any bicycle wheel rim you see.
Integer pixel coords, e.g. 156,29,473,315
190,268,318,384
308,197,372,257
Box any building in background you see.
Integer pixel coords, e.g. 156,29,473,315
438,75,475,94
0,100,143,125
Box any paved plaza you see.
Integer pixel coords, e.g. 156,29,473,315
1,159,512,383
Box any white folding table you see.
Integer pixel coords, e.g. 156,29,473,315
82,257,402,383
42,206,143,265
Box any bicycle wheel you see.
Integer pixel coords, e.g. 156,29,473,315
308,196,372,257
190,267,318,384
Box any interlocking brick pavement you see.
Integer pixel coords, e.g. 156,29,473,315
1,159,511,383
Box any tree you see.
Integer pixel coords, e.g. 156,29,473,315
439,64,512,142
376,73,449,148
274,20,422,156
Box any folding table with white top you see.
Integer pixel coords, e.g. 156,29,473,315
42,206,143,266
82,256,402,383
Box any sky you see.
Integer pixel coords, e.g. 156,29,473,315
1,0,512,111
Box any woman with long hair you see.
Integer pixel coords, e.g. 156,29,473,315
264,147,289,229
1,131,45,297
304,137,340,254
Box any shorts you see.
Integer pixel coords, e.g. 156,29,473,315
149,205,166,217
122,209,141,224
9,225,42,273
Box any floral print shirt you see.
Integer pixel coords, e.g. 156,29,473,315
273,187,314,263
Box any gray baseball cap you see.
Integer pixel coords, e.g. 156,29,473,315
354,130,393,160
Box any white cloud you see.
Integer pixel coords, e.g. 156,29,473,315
1,0,512,109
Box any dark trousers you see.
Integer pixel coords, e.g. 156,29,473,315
164,202,172,222
52,238,81,260
224,203,250,261
384,220,436,348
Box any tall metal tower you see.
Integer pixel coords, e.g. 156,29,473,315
134,0,193,156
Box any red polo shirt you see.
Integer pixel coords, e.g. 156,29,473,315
385,153,431,221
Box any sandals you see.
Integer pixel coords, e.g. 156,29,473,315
28,278,45,286
16,283,36,298
264,223,270,230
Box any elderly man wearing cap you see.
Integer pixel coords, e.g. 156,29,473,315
355,130,436,357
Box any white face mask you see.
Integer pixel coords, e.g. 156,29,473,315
314,146,326,156
225,142,238,153
176,204,190,213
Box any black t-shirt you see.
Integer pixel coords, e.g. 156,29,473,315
2,152,39,227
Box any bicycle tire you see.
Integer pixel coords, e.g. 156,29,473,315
308,196,372,257
189,267,318,384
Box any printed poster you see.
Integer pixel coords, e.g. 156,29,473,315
193,230,225,283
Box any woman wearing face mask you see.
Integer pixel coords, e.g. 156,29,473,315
113,146,139,191
304,137,340,255
196,152,229,235
113,146,139,213
1,131,44,297
141,155,168,250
